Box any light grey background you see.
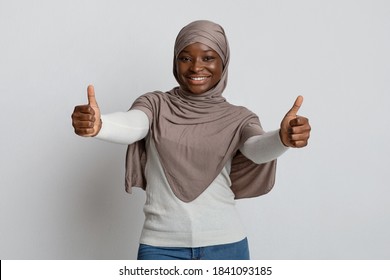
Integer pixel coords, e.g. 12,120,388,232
1,0,389,259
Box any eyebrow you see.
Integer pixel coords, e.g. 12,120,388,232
180,48,215,54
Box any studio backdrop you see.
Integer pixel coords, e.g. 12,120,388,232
1,0,389,259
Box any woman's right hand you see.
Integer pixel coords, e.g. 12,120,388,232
71,84,102,137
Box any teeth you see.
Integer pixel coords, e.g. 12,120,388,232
190,77,208,81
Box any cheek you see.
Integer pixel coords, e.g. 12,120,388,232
175,63,186,83
212,64,223,82
175,62,181,75
212,57,224,78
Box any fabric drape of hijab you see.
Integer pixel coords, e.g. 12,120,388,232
125,20,277,202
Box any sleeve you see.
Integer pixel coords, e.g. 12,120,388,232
129,93,156,124
239,129,289,164
95,109,149,145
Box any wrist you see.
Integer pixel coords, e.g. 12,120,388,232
91,119,102,137
279,129,290,147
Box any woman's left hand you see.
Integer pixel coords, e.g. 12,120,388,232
279,96,311,148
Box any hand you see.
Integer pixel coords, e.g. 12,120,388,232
71,85,102,137
279,95,311,148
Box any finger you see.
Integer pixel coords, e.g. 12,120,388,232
285,95,303,117
289,131,311,142
72,113,95,122
290,140,308,148
72,120,95,128
73,105,95,114
289,125,311,136
87,84,98,108
288,120,311,137
74,127,95,136
289,116,309,127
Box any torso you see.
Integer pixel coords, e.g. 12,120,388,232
139,136,246,247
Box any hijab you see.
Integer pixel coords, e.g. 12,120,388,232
125,20,277,202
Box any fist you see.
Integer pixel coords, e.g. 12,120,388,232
71,85,102,137
280,96,311,148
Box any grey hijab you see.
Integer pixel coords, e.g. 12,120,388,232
125,20,276,202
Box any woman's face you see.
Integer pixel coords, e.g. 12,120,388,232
176,42,223,95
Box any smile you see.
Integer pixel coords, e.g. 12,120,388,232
188,76,210,81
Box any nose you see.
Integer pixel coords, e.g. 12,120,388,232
189,58,204,72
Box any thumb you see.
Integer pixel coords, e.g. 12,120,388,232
87,84,98,108
285,95,303,117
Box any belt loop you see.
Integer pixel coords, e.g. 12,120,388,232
191,247,201,260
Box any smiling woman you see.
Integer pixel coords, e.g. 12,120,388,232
176,42,223,95
71,20,311,260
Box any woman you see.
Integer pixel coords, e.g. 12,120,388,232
71,20,311,260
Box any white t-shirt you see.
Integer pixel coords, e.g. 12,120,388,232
96,109,288,247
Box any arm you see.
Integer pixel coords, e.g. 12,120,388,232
95,109,149,145
71,85,149,144
240,95,311,164
239,130,289,164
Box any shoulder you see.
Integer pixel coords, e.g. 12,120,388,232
226,103,263,131
134,91,166,102
132,91,168,107
226,102,258,118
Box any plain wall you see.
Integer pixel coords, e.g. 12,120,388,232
1,0,389,259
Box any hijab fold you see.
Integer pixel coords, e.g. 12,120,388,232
125,20,276,202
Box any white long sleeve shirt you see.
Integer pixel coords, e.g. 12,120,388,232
96,110,288,247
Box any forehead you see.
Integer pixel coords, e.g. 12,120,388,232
179,42,217,54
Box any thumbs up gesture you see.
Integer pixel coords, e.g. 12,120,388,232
71,85,102,137
279,96,311,148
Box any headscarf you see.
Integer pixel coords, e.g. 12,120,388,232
125,20,276,202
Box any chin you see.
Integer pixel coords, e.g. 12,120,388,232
185,86,211,95
189,90,207,95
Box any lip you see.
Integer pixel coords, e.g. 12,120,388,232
185,75,211,85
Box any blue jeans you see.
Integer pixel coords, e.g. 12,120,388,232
137,238,250,260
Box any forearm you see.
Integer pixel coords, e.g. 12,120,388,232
95,109,149,144
239,130,289,164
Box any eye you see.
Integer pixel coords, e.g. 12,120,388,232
178,56,191,62
203,56,215,62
